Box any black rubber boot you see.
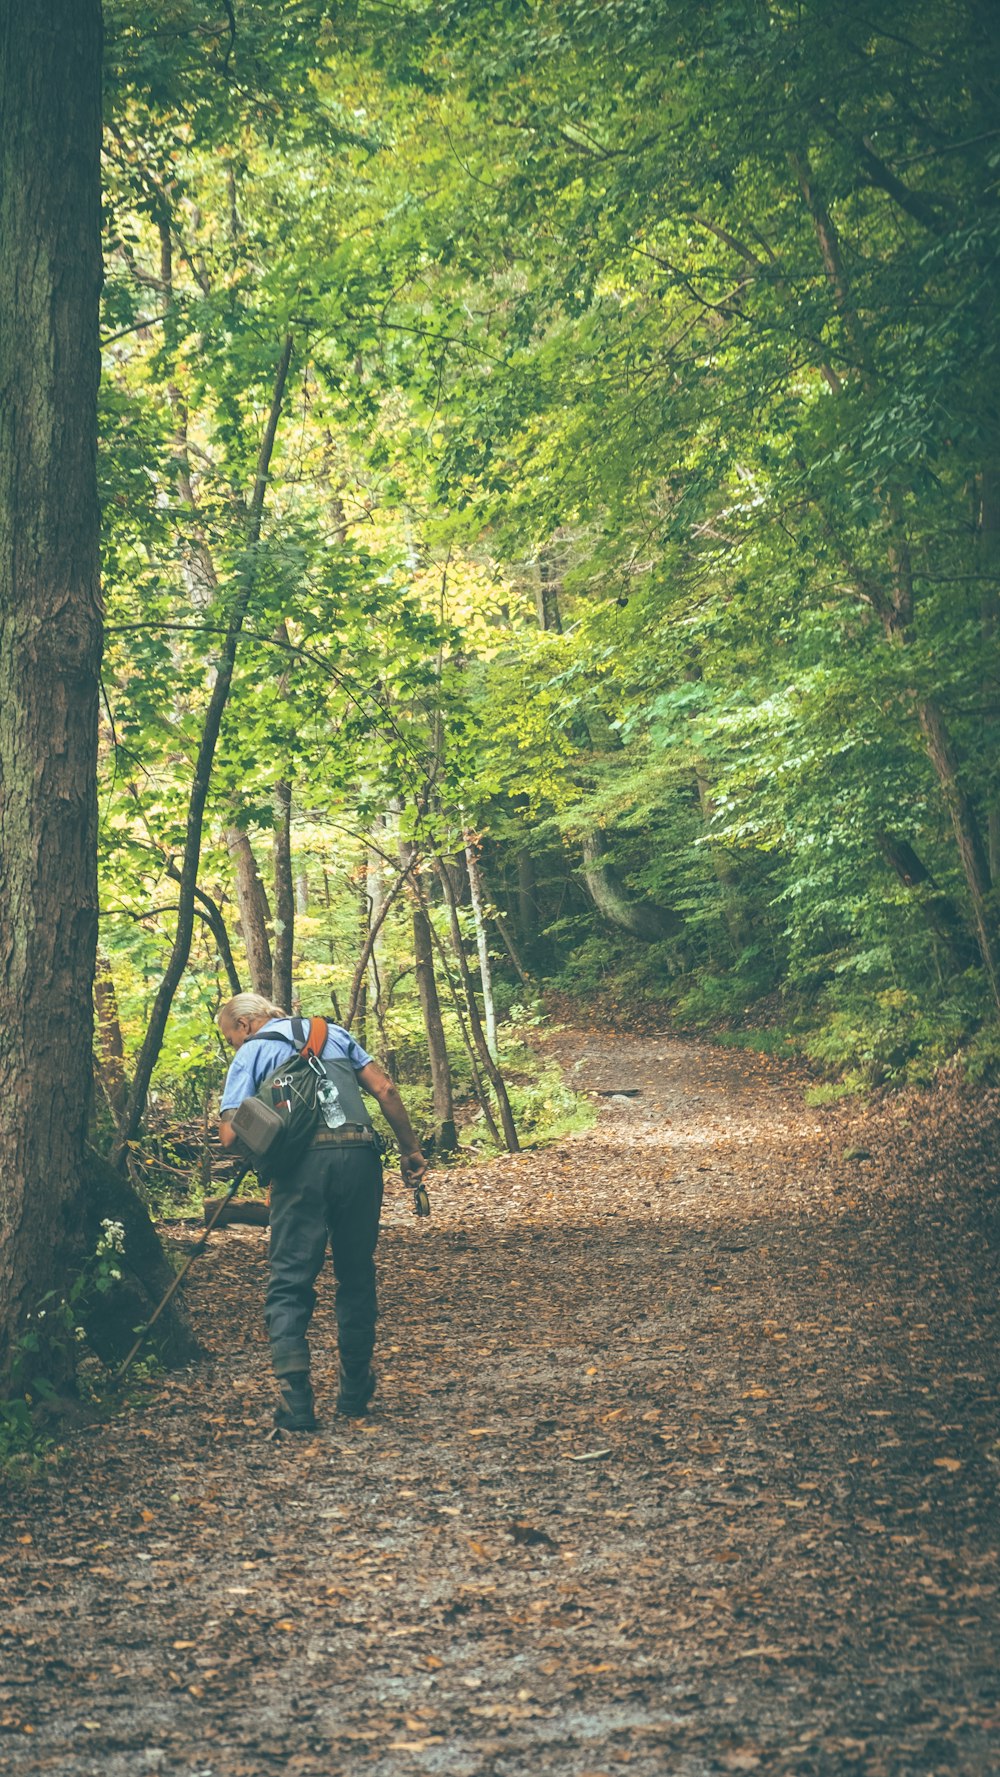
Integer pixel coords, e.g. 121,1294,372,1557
273,1373,317,1433
336,1365,376,1418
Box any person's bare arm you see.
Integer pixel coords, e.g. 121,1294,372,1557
218,1115,237,1150
357,1062,428,1183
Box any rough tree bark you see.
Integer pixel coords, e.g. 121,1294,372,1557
0,3,105,1375
226,827,274,998
94,951,130,1126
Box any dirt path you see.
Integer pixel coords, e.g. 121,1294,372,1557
2,1031,998,1776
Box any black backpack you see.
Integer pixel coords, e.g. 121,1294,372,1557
229,1016,330,1175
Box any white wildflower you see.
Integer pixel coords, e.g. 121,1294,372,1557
99,1218,126,1254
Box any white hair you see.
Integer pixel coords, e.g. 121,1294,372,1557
216,992,288,1030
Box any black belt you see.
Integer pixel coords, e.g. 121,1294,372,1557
310,1125,379,1148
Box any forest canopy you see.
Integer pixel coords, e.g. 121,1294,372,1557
90,0,1000,1130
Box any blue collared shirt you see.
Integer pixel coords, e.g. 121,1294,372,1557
220,1019,373,1115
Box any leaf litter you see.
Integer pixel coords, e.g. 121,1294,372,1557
0,1026,998,1775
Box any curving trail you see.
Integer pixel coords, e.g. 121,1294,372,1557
1,1031,998,1776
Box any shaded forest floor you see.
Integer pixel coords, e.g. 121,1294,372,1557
2,1027,998,1776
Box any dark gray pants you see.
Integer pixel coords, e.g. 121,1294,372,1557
265,1144,384,1380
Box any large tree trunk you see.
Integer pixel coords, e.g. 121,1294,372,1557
0,3,104,1377
227,827,274,997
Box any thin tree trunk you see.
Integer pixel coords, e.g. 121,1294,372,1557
517,850,538,952
272,779,294,1012
581,830,682,941
492,906,534,989
367,836,387,1009
422,905,503,1147
164,865,242,996
0,2,104,1374
917,697,1000,1007
345,857,417,1028
411,898,457,1150
94,950,130,1126
980,468,1000,881
400,845,457,1152
364,837,393,1057
464,831,499,1055
535,548,564,633
115,333,294,1160
227,827,274,996
417,881,504,1144
435,860,520,1151
269,618,297,1007
194,887,243,997
875,831,977,974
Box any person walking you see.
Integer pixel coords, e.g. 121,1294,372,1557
216,993,428,1434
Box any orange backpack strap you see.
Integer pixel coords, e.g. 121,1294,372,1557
303,1016,328,1060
